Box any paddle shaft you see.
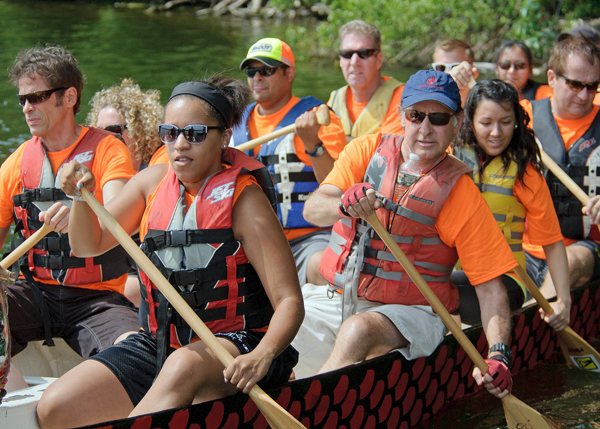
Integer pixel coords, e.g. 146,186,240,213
77,187,305,429
234,104,331,153
365,213,488,371
540,150,590,205
513,265,555,316
1,224,53,269
365,213,560,428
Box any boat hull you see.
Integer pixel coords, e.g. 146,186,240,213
79,282,600,429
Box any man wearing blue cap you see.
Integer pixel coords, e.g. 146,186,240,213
293,70,516,399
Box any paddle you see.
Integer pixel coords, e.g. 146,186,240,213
234,104,331,153
0,224,53,270
365,212,559,429
514,264,600,372
539,150,590,205
77,187,306,429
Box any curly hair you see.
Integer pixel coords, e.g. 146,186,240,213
87,78,164,163
9,44,85,114
454,79,542,185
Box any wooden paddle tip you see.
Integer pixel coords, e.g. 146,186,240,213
316,104,331,126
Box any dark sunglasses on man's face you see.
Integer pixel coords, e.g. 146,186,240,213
103,124,127,134
17,87,69,107
339,48,379,60
498,61,528,71
244,65,284,78
158,124,223,144
559,75,600,93
404,109,456,126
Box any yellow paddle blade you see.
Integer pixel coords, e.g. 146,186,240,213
558,327,600,372
502,394,559,429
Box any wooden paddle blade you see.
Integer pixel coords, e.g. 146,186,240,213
557,327,600,372
249,387,306,429
502,394,559,429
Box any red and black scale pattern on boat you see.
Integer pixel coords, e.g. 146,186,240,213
82,283,600,429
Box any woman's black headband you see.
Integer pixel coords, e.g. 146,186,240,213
168,81,233,128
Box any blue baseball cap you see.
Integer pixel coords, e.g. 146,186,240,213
401,70,461,111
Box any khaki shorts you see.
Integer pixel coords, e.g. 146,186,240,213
291,283,447,379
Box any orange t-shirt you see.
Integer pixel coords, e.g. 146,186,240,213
521,99,600,256
345,77,405,135
148,145,169,167
323,134,518,285
248,95,347,240
0,127,135,293
534,85,553,100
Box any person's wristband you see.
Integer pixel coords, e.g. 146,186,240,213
487,353,511,369
338,201,351,218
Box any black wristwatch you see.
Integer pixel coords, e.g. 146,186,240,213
305,142,325,157
489,343,513,360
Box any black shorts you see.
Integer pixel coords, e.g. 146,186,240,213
6,280,139,357
90,330,298,406
526,240,600,286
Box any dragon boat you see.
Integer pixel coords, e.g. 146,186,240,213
74,281,600,429
2,281,599,429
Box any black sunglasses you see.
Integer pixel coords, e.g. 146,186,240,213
158,124,223,144
339,48,379,60
498,61,528,71
559,75,600,93
103,124,127,134
404,109,456,126
17,87,69,107
244,65,285,78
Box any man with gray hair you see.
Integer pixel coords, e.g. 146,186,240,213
328,20,404,140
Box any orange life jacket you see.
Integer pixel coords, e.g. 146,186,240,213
13,128,130,286
320,134,471,318
138,148,276,348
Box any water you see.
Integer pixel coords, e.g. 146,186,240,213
0,1,599,428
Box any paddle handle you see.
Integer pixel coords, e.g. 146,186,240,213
365,213,489,372
540,150,590,205
1,224,53,269
235,104,331,153
513,265,555,316
78,187,305,429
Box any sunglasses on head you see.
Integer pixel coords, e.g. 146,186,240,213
430,62,461,72
245,65,285,78
498,61,528,71
339,48,379,60
559,75,600,93
17,87,69,107
158,124,223,144
404,109,456,126
103,124,127,134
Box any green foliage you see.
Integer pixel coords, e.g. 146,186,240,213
269,0,598,67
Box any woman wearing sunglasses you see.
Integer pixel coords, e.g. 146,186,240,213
494,40,552,101
36,76,304,429
87,78,167,172
452,79,570,331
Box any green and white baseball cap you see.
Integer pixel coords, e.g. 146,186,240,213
239,38,295,69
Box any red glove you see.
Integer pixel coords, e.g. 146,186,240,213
485,357,512,392
339,183,374,217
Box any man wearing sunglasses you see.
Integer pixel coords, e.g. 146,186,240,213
520,35,600,304
432,39,478,107
328,20,404,140
231,38,346,287
293,70,516,401
1,45,139,390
